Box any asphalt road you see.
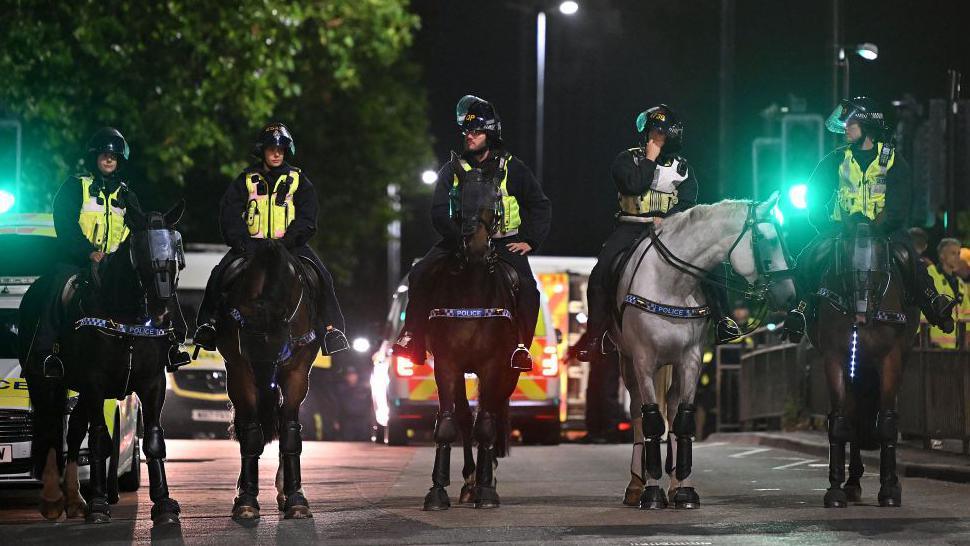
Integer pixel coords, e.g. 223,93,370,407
2,438,969,545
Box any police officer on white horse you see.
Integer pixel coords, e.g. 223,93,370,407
576,105,740,362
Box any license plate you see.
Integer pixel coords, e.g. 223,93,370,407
191,409,232,422
0,444,12,463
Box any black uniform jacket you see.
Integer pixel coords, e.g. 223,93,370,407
52,173,140,266
610,148,698,216
219,162,319,252
430,148,552,250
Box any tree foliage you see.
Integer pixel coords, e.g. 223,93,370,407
0,1,434,284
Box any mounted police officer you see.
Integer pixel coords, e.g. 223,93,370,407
785,96,957,339
575,105,740,361
392,95,552,371
192,122,349,355
31,128,183,377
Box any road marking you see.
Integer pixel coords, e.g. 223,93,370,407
754,488,781,491
730,447,772,458
809,463,829,467
693,442,727,449
772,458,818,470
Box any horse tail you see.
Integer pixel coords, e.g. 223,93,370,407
27,379,67,479
850,366,880,450
494,399,511,458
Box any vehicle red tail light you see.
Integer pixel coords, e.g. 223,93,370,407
395,356,415,377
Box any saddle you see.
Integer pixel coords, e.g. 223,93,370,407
219,253,323,315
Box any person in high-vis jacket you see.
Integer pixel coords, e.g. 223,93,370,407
923,238,970,349
574,105,740,361
785,96,957,339
391,95,552,371
192,122,348,354
31,128,144,377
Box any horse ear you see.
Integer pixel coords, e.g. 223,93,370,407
757,191,781,216
164,199,186,226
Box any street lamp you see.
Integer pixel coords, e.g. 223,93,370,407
839,42,879,99
535,2,578,184
421,169,438,185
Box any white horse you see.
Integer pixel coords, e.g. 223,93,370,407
613,193,796,509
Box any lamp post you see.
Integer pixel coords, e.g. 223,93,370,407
535,1,578,184
838,42,879,100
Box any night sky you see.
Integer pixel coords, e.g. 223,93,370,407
402,0,969,262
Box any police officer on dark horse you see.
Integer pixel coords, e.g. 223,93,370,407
392,95,552,371
574,105,740,362
192,122,348,355
193,122,347,520
785,97,956,508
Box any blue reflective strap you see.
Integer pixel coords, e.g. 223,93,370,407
874,310,907,324
622,294,711,320
74,317,171,338
429,308,513,320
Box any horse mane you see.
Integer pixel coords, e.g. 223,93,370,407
95,239,144,315
245,240,296,301
662,199,751,235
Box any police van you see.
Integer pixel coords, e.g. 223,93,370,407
370,256,606,445
0,214,140,488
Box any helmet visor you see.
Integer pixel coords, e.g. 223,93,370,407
825,102,861,134
456,95,484,127
636,108,672,136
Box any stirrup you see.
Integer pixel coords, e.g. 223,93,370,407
784,302,807,342
42,354,64,379
323,326,349,355
510,344,533,371
167,346,192,372
716,317,743,344
192,323,217,352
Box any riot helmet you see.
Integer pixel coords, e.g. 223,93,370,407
86,127,130,171
456,95,502,147
635,104,684,154
252,122,296,158
825,96,887,139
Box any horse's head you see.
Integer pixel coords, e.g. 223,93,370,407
229,241,304,364
727,192,797,309
457,171,501,263
124,201,186,317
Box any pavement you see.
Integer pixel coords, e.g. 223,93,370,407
3,437,970,545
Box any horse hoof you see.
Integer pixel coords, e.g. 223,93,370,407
623,477,645,506
151,498,182,525
878,484,902,507
39,496,65,521
638,485,668,510
423,486,451,511
108,491,120,505
284,505,313,519
474,487,500,509
458,483,477,504
842,482,863,503
232,505,260,521
85,511,112,524
823,487,848,508
65,498,88,519
673,487,700,509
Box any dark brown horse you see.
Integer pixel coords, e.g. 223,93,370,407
215,240,319,520
808,217,919,508
419,171,522,510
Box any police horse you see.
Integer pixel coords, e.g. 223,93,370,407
416,170,524,510
20,202,186,524
613,194,796,509
213,239,323,520
807,215,919,508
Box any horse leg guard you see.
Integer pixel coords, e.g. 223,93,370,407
843,443,864,502
671,403,700,509
457,409,477,504
143,426,181,524
877,411,902,507
233,421,264,520
424,412,458,511
85,424,112,524
824,413,851,508
279,421,311,518
639,403,668,510
473,411,500,509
